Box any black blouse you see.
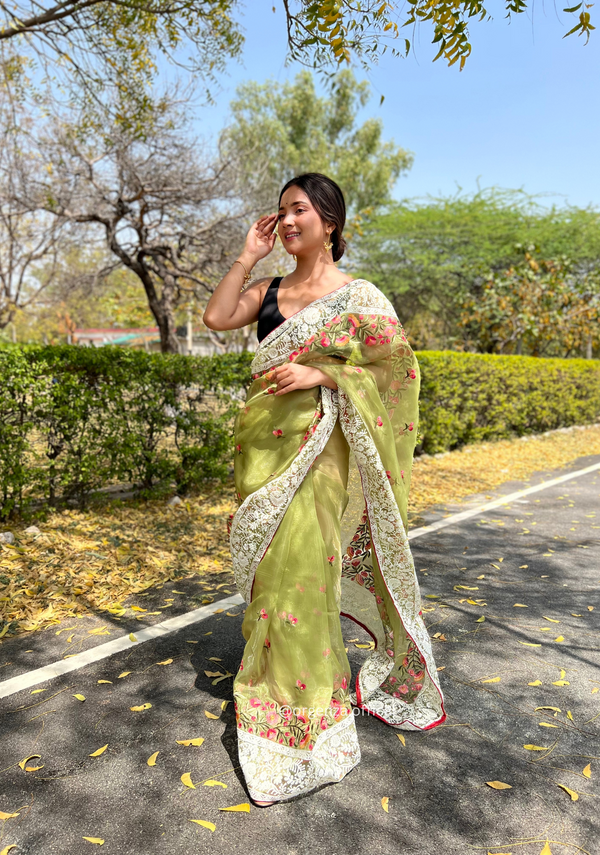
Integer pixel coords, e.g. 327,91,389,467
257,276,286,342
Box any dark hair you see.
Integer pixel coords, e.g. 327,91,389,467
278,172,347,262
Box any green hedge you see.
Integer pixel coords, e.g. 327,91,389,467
417,351,600,454
1,345,599,519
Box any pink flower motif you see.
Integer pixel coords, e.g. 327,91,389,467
389,676,398,685
401,470,405,479
320,335,331,347
399,685,409,694
266,728,278,740
385,470,392,480
250,697,262,708
272,428,283,437
409,668,416,677
341,676,348,689
303,346,310,352
365,335,378,346
288,736,296,746
414,683,423,691
383,327,396,337
320,716,329,730
259,608,268,620
327,554,335,564
331,315,342,323
296,681,306,692
408,422,414,431
376,416,383,427
289,350,300,361
305,334,316,345
296,583,305,592
235,444,242,454
267,387,275,394
349,326,357,337
264,637,271,648
376,595,383,604
409,369,416,379
319,585,326,592
335,335,349,345
266,711,281,725
323,648,331,657
288,613,298,625
282,707,293,722
239,659,244,671
355,367,363,373
402,657,409,667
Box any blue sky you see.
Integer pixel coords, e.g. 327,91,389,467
191,2,599,211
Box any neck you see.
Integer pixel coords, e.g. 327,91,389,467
290,248,335,284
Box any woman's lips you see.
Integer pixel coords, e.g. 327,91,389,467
285,232,300,241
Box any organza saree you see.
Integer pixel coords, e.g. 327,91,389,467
228,278,446,803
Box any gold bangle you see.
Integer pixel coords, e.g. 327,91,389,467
233,259,251,289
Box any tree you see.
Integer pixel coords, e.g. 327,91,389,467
28,101,252,352
0,92,79,330
459,250,600,357
352,187,600,350
220,68,412,229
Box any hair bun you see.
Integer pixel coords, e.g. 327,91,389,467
333,233,347,263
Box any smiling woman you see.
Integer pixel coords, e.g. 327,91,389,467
203,173,445,806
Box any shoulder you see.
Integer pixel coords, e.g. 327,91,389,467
240,275,276,301
347,278,397,317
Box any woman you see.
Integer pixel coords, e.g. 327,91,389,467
203,173,445,806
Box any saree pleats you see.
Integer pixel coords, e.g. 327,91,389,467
230,279,445,802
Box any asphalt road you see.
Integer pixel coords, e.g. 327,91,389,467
1,453,599,855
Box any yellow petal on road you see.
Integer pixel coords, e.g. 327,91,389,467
540,843,553,855
535,706,560,712
214,609,225,614
519,564,528,568
543,617,559,623
513,603,528,607
147,752,159,766
189,820,215,832
18,754,40,770
221,700,231,711
476,616,485,622
592,687,599,694
481,677,501,683
157,659,173,665
208,657,222,662
554,636,565,643
559,669,566,678
0,846,17,855
73,694,86,701
397,734,405,746
176,737,204,747
97,680,112,684
130,703,152,711
523,744,549,751
381,796,389,812
181,773,196,789
539,723,558,728
128,633,137,642
583,763,591,778
552,680,569,687
118,672,131,678
528,680,542,686
0,812,20,820
518,642,541,647
204,711,219,719
219,803,251,812
203,780,227,788
485,781,512,789
89,744,108,757
557,784,579,801
82,838,104,845
31,689,46,694
567,710,574,721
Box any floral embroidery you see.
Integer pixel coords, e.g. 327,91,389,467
273,428,283,437
259,608,268,620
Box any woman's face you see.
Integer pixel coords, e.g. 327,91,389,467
277,186,331,256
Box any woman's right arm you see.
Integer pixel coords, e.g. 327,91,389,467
203,214,278,332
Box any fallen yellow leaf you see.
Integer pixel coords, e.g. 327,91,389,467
0,812,20,820
554,636,565,643
214,609,224,614
381,796,389,812
518,642,541,647
130,703,152,711
204,710,219,720
82,838,104,845
97,680,112,685
31,688,46,694
157,659,173,666
535,706,560,712
592,687,599,694
583,763,591,778
523,744,548,751
18,754,41,770
128,633,137,642
203,780,227,788
89,744,108,757
481,677,501,683
208,657,222,662
0,846,17,855
219,803,250,812
528,680,542,686
176,737,204,747
221,700,230,711
557,783,579,801
397,734,405,746
485,781,512,789
566,710,574,721
519,564,528,568
189,820,215,832
540,841,552,855
181,773,196,789
118,671,131,678
513,603,528,608
543,617,559,623
539,722,558,728
73,693,86,701
147,752,159,766
476,616,485,622
552,680,569,687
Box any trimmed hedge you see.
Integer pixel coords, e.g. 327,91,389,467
417,351,600,454
1,345,599,518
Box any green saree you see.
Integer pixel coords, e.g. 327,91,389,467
228,278,446,803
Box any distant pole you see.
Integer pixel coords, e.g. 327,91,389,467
586,334,593,359
187,306,193,356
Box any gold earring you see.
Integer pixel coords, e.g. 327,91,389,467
292,254,297,262
323,234,333,252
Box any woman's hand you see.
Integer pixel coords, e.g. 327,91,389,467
243,213,278,261
272,363,338,395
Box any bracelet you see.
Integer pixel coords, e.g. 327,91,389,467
233,259,252,289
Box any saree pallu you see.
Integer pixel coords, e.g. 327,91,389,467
228,278,446,803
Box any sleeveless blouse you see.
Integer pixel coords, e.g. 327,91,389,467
256,277,285,343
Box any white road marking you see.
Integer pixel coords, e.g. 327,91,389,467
1,459,599,701
407,460,600,540
0,594,244,699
